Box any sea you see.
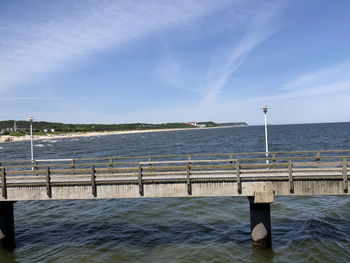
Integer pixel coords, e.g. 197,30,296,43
0,122,350,263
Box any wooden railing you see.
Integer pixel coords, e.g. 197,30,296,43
0,150,349,199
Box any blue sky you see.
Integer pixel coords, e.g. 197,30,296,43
1,0,350,125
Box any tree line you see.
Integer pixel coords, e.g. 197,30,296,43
0,120,219,135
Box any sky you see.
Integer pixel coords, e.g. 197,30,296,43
1,0,350,125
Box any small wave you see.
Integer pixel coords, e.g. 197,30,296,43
41,139,60,143
35,144,45,147
174,143,183,146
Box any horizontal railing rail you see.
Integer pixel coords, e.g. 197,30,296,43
2,149,350,166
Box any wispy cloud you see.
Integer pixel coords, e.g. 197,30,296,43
0,0,233,94
200,1,287,105
252,80,350,102
0,96,146,102
281,59,350,90
0,97,60,101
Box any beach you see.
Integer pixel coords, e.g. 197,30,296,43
0,126,232,143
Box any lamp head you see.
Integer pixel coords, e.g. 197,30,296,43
261,106,269,114
27,117,34,122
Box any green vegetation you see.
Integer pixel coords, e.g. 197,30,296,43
0,120,247,136
0,120,220,135
197,121,217,127
217,122,248,127
8,131,28,136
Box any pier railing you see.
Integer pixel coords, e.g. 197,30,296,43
0,150,349,199
1,150,349,250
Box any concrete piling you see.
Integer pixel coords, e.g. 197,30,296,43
249,197,272,249
0,202,16,250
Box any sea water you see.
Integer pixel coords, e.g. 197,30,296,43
0,123,350,263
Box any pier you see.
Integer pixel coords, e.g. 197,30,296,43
0,149,349,249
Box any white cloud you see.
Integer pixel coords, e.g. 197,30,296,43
282,59,350,90
0,0,234,94
200,1,287,105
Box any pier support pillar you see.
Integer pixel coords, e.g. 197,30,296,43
0,202,16,250
248,192,273,249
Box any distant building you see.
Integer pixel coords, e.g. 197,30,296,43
186,122,198,127
43,128,55,133
185,122,206,128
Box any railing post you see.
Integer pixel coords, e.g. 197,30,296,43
343,158,348,193
288,159,294,193
138,164,144,196
272,154,276,168
109,158,113,174
186,159,192,195
316,152,320,162
46,166,52,198
236,160,241,194
1,168,7,199
91,165,97,197
72,159,75,175
272,154,276,163
35,160,39,175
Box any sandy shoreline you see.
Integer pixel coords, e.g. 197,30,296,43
0,126,236,143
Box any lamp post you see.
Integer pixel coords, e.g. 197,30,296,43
28,117,34,169
261,106,269,164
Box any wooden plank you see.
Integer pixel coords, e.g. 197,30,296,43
91,165,97,197
2,165,345,178
4,154,350,171
2,149,350,166
140,159,238,165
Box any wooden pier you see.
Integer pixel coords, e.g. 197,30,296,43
0,150,349,249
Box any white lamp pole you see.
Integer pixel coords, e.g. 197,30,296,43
261,106,269,164
28,117,34,169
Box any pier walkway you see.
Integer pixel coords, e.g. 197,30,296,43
0,150,349,249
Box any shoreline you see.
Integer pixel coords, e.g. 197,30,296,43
0,126,240,143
